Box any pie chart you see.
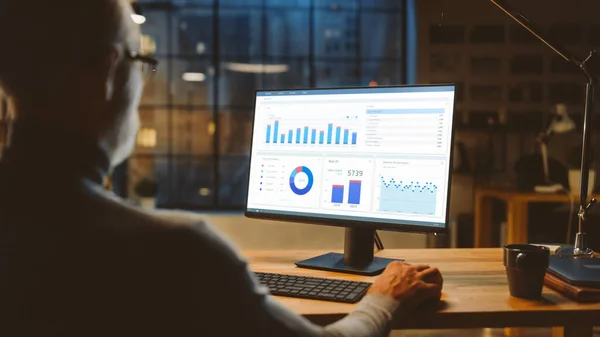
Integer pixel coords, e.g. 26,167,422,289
289,166,314,195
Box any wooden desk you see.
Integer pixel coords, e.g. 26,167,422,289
475,188,577,247
247,249,600,336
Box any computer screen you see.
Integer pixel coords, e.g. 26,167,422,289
246,84,456,233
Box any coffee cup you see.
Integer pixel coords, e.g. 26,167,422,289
503,244,550,299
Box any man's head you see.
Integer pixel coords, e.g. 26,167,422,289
0,0,145,167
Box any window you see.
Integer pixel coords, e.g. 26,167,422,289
125,0,409,209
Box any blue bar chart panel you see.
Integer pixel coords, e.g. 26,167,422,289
379,178,438,215
348,180,361,205
331,185,344,204
263,118,358,146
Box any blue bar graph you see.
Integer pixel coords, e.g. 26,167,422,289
264,120,358,146
273,121,279,143
331,185,344,204
348,180,361,205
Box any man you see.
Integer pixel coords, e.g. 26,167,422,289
0,1,443,336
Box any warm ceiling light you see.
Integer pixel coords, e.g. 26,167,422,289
182,72,206,82
131,14,146,24
131,2,146,24
224,62,289,74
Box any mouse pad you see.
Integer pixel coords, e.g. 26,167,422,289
548,256,600,287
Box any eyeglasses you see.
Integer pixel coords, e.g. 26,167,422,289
126,50,158,79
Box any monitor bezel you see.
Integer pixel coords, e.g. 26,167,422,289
244,83,456,235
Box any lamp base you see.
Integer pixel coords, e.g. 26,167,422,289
556,232,595,257
556,245,595,257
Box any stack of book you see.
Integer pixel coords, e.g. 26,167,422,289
533,244,600,302
544,273,600,302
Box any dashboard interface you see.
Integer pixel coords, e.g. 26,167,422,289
246,85,455,229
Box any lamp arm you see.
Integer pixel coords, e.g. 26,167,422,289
488,0,595,82
488,0,597,222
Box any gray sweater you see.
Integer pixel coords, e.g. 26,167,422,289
0,124,399,336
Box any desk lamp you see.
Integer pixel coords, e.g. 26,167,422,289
489,0,596,257
535,103,576,193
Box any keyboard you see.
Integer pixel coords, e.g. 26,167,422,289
255,272,372,303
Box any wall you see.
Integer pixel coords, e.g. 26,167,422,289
417,0,600,219
157,210,428,250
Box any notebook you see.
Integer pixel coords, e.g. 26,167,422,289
547,255,600,287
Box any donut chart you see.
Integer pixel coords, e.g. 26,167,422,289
289,166,314,195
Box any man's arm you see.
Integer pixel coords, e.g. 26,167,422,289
172,220,440,337
216,250,399,337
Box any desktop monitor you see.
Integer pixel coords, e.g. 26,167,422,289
245,84,456,275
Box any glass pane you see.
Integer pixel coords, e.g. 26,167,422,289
219,9,262,58
266,9,310,57
171,58,212,106
219,155,250,207
218,108,252,207
136,108,170,155
362,60,402,85
360,12,403,59
315,0,358,10
316,61,360,87
219,57,264,107
314,9,358,58
259,58,310,90
266,0,310,7
174,9,214,57
220,0,262,7
219,108,253,156
360,0,403,9
128,155,165,203
172,109,214,155
140,61,169,105
139,9,169,55
160,156,216,207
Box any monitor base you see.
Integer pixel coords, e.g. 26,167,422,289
295,252,402,276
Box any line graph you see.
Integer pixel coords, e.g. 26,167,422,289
379,177,438,215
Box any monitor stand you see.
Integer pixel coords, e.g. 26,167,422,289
295,228,402,276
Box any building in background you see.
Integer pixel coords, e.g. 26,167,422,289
128,0,411,209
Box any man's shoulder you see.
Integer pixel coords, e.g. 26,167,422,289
90,188,244,264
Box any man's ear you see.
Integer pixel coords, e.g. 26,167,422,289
104,44,122,101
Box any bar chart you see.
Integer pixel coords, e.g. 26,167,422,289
330,180,362,205
321,158,373,212
379,177,438,215
265,120,358,146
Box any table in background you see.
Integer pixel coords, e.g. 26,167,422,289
246,248,600,336
474,188,579,247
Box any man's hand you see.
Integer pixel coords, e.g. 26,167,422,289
368,261,443,309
